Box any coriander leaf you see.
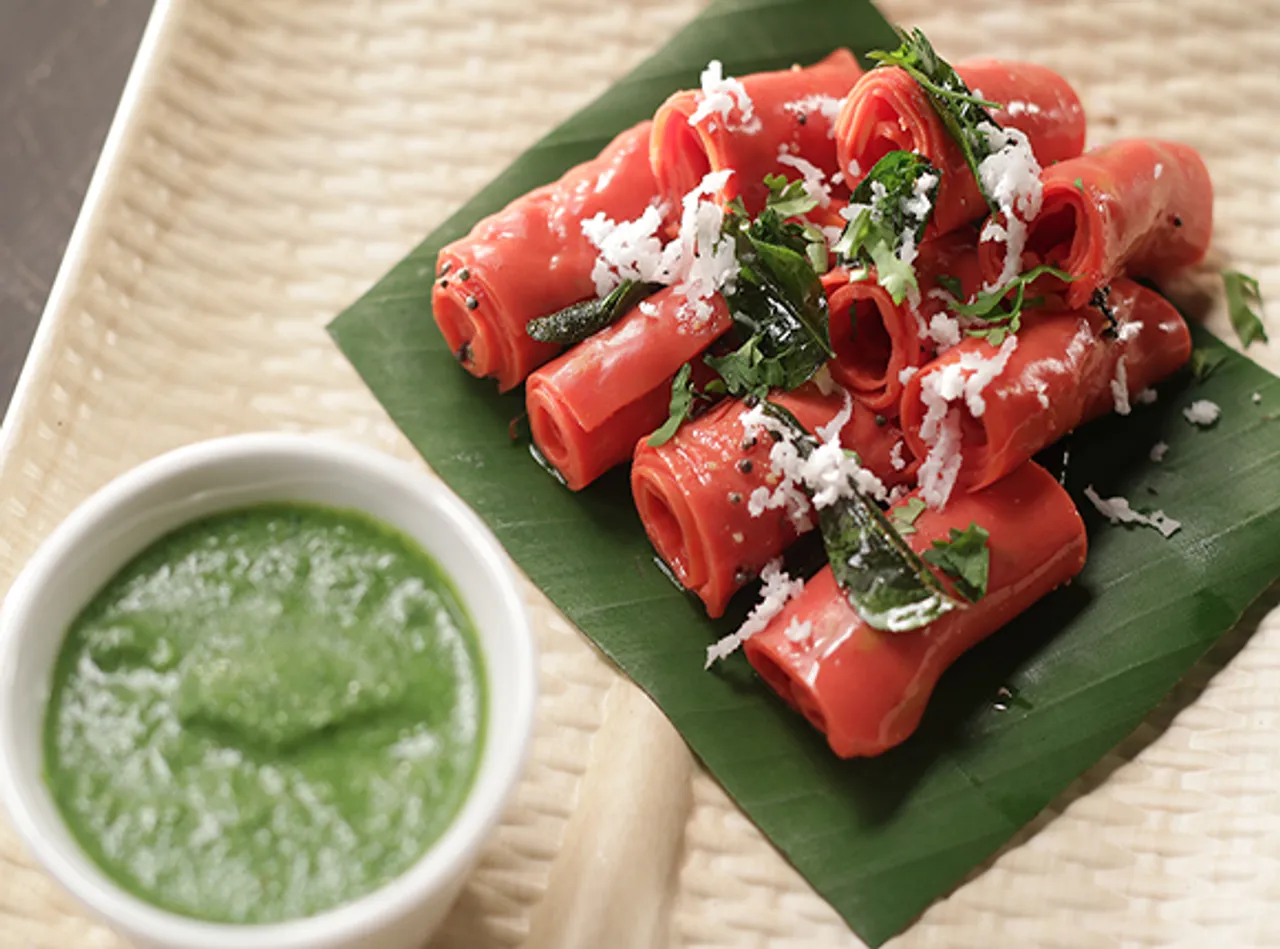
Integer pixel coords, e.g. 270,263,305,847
832,150,939,304
1189,347,1226,381
760,402,958,631
764,173,820,219
647,363,696,447
527,279,659,344
935,274,964,299
868,28,1001,211
954,264,1072,341
1073,177,1085,193
705,336,781,400
922,522,990,602
1223,270,1268,348
889,497,927,536
708,193,835,398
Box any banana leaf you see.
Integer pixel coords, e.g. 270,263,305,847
327,1,1280,943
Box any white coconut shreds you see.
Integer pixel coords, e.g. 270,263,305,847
1084,485,1182,538
977,123,1045,291
666,170,739,307
927,312,962,352
689,60,762,134
1154,162,1164,179
1150,441,1169,462
1253,391,1263,404
1110,355,1131,416
917,409,963,510
915,335,1019,508
582,204,666,296
889,440,908,471
782,94,844,137
777,151,832,207
1184,399,1221,427
1117,319,1144,342
741,395,888,527
705,559,804,667
898,365,919,385
815,389,854,444
783,618,813,643
1005,100,1043,117
1136,387,1158,405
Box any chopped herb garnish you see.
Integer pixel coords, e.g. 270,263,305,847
707,180,835,399
763,172,820,219
1222,270,1267,349
922,522,990,602
648,363,697,447
952,264,1075,344
1073,177,1085,193
760,403,959,631
832,150,941,304
1189,347,1226,381
527,279,659,345
867,28,1002,211
888,497,927,535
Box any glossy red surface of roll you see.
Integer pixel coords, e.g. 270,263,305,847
631,383,917,618
900,280,1191,492
651,51,863,215
433,122,660,391
835,60,1085,237
824,231,983,411
979,139,1213,308
526,288,732,491
745,462,1086,758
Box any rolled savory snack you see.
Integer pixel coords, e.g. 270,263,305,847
823,229,983,411
526,288,732,491
745,461,1086,758
835,60,1086,237
651,51,863,215
433,122,660,391
979,139,1213,308
631,382,916,618
899,279,1191,495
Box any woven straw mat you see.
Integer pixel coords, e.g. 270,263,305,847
1,0,1278,946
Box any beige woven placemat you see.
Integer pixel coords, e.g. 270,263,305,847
1,1,1278,946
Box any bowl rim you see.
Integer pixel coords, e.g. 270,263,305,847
0,432,538,949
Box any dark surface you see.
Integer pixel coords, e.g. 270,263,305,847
0,0,154,423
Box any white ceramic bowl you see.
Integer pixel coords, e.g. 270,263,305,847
0,434,537,949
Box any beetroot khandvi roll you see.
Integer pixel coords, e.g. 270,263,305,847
823,230,983,411
651,51,863,215
632,383,916,618
835,60,1085,237
527,288,732,491
979,139,1213,308
900,280,1191,495
745,462,1085,758
433,122,660,391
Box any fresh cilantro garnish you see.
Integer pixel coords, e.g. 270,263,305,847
888,496,927,536
950,265,1075,345
1073,177,1085,193
922,522,990,602
1223,270,1267,349
707,178,835,399
832,150,940,304
526,279,659,345
762,172,819,219
867,28,1003,211
648,362,713,447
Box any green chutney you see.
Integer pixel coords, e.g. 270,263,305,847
43,503,486,924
